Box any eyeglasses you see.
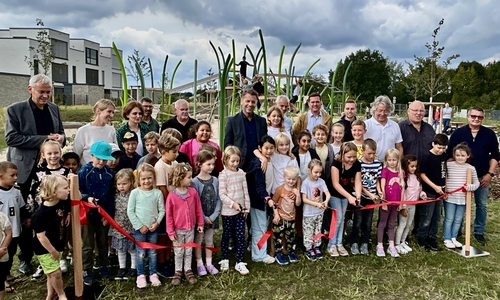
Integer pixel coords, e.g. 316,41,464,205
409,108,425,113
469,115,484,120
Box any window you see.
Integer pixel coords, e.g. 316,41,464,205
51,39,68,59
86,68,99,85
86,48,98,65
102,71,105,85
34,59,39,75
52,63,68,83
112,72,122,88
73,66,77,83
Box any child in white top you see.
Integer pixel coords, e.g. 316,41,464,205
329,123,344,156
395,155,426,255
301,159,330,261
443,143,479,249
218,146,251,275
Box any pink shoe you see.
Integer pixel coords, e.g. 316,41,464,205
205,264,219,275
136,274,147,288
149,273,161,287
197,265,207,276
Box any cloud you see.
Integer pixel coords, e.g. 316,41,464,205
0,0,499,90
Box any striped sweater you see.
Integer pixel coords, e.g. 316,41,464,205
446,161,480,205
219,168,251,216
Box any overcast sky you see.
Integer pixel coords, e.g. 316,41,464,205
1,0,498,89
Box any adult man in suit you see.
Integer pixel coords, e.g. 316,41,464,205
224,89,267,171
5,74,65,274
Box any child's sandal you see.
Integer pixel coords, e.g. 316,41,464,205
184,269,197,284
171,271,182,286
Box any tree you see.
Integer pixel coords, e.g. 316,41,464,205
331,49,391,104
451,61,486,108
405,19,459,102
126,49,151,85
24,19,54,76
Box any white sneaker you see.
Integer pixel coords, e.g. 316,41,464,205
235,262,249,275
262,255,275,264
396,245,407,255
444,240,455,249
59,259,68,273
451,238,463,248
219,259,229,271
402,241,413,252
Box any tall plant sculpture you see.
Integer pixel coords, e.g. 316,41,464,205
112,42,128,107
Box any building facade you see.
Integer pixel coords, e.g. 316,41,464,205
0,27,123,107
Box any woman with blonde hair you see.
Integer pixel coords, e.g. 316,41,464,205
73,99,117,164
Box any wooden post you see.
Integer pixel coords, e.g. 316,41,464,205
465,169,472,256
69,174,84,297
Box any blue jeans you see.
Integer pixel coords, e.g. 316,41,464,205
328,196,347,246
474,184,489,235
134,229,158,276
347,196,374,244
443,118,450,133
443,201,466,240
250,208,269,261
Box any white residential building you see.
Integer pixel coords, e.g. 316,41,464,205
0,27,123,106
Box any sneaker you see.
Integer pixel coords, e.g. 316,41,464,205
108,253,119,267
387,246,400,257
262,255,275,264
451,238,463,248
219,259,229,271
427,243,442,252
171,271,182,286
474,234,486,245
83,269,96,286
123,268,137,280
351,243,360,255
396,245,407,255
360,243,369,255
314,248,323,260
18,261,33,275
328,246,339,257
376,245,386,257
275,253,289,265
305,249,316,261
444,240,456,249
100,267,111,279
115,268,127,280
159,264,175,279
197,265,207,276
136,274,147,288
288,252,298,263
31,265,45,281
346,219,353,228
337,245,349,257
235,262,249,275
402,241,413,252
59,259,68,273
150,273,162,287
205,264,219,275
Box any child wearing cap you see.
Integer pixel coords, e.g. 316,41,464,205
107,143,123,171
78,140,116,286
116,131,141,173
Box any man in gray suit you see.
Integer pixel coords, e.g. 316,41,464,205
224,89,267,171
5,74,65,274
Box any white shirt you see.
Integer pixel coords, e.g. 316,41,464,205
73,123,117,164
365,117,403,159
267,127,294,149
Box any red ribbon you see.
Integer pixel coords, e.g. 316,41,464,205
312,209,337,242
72,200,219,252
257,230,273,250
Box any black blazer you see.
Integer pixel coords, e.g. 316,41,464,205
5,99,65,184
224,112,267,168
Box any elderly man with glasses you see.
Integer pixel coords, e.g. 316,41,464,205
399,101,435,162
447,107,499,245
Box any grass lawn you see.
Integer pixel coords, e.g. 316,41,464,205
6,198,500,300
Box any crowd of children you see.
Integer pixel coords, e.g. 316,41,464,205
0,103,483,297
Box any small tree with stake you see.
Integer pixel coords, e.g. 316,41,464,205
24,19,55,76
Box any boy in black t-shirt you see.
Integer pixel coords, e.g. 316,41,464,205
417,134,448,251
32,175,69,300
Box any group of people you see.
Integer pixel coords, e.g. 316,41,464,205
0,74,498,299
